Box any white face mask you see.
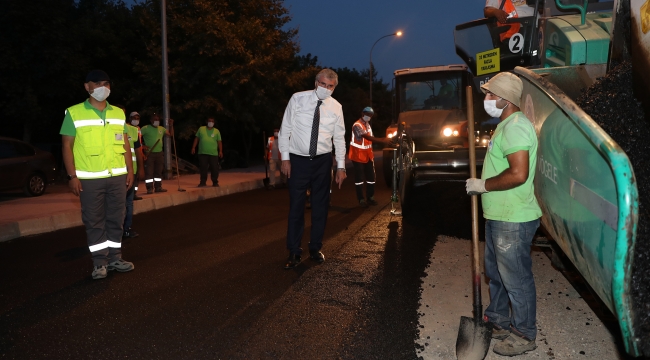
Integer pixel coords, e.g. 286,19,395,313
484,99,508,118
153,120,160,127
362,115,371,122
90,86,110,102
131,120,139,126
315,86,333,100
207,122,214,128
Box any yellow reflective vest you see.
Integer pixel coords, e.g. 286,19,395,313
67,102,128,179
126,124,139,174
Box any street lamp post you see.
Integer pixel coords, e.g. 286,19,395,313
161,0,172,180
369,31,402,105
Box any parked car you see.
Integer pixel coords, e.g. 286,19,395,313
0,137,57,196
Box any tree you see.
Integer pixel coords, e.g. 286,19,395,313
130,0,305,165
0,0,81,143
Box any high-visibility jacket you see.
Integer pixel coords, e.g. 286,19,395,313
126,124,139,173
348,120,374,163
499,0,521,41
267,136,281,160
66,102,128,179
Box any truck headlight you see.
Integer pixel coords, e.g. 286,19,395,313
443,128,452,137
387,131,397,138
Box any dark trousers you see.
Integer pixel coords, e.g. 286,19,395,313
353,160,376,201
145,152,164,189
79,175,127,266
286,154,332,255
123,184,135,231
199,154,220,185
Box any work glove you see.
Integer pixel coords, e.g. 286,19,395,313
466,178,487,196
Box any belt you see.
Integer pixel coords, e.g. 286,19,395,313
291,153,328,160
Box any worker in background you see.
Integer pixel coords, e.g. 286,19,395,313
438,79,454,98
128,112,143,201
60,70,135,280
140,113,173,194
348,106,390,207
465,72,542,356
124,115,145,238
484,0,534,42
191,117,223,187
266,128,286,189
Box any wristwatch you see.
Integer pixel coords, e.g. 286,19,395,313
67,174,77,180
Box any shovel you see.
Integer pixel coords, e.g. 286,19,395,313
262,131,270,188
170,127,186,192
456,86,492,360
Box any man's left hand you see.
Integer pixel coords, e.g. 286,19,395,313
466,178,487,195
126,172,134,188
335,169,346,189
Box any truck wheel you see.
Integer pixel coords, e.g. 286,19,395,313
383,148,395,187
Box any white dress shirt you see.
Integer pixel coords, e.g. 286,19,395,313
278,89,346,168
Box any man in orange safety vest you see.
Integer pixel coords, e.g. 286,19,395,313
348,107,390,207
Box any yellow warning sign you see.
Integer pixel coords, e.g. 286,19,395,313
476,48,500,76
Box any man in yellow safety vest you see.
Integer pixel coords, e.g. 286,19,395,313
60,70,135,280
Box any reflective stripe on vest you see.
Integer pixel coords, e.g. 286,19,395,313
350,141,372,150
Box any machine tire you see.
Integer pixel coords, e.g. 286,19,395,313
383,148,396,187
23,173,47,197
398,137,414,211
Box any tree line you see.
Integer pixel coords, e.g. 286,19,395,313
0,0,393,165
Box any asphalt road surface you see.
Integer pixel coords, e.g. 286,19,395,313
0,159,640,359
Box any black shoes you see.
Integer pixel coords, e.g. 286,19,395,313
367,197,378,206
133,195,143,201
198,183,206,187
155,188,167,193
284,254,302,269
309,251,325,264
123,228,139,238
146,188,154,194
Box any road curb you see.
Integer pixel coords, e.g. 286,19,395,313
0,179,264,242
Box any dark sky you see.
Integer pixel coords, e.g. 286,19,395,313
127,0,488,83
282,0,488,83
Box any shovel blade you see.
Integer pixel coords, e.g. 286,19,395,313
456,316,492,360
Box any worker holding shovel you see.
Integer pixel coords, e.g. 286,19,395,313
141,114,173,194
464,72,542,357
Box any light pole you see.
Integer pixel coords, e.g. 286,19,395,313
369,31,402,105
161,0,172,179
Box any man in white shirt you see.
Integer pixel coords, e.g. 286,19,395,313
278,68,347,269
